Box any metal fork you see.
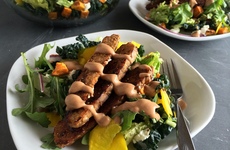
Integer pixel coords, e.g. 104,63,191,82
160,59,196,150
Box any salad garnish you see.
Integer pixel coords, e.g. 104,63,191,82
145,0,230,37
13,34,180,150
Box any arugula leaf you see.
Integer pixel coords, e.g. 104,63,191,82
41,133,61,150
35,43,54,70
12,52,35,116
35,96,55,108
25,112,50,127
50,77,66,117
12,107,25,116
12,44,56,122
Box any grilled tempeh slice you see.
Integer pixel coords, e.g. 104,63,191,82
66,42,139,128
54,66,153,148
69,34,120,102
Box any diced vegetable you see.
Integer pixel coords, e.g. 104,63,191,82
99,0,107,3
81,9,90,18
193,5,204,18
71,1,85,11
61,7,72,18
217,26,229,34
48,12,58,20
52,62,69,76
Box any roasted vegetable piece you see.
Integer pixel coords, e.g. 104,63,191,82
52,62,69,76
193,5,204,18
61,7,72,18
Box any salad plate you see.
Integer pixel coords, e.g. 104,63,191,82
129,0,230,41
7,29,215,150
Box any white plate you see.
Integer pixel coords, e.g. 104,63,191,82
129,0,230,41
7,29,215,150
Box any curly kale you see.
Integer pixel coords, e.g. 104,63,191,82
75,34,100,48
56,34,100,59
133,130,161,150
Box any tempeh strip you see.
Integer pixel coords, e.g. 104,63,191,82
66,42,138,128
54,66,153,148
70,34,120,102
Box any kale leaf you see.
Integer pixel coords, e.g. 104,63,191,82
133,130,161,150
56,34,100,59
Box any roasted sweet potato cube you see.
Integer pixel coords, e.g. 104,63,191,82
61,7,72,18
99,0,107,3
71,1,85,11
48,12,58,20
81,10,89,18
52,62,69,76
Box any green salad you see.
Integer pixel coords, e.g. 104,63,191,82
12,34,178,150
15,0,116,19
145,0,230,37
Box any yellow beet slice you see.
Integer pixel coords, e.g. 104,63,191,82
89,121,121,150
108,133,128,150
79,46,96,65
159,89,172,116
46,112,61,127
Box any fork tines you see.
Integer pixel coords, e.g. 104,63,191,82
160,59,182,90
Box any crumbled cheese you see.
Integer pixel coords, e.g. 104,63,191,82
132,128,150,144
84,2,91,10
200,25,210,36
170,25,181,34
68,70,76,80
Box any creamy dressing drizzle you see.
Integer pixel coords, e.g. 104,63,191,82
84,62,104,73
112,99,160,120
62,60,83,71
65,94,111,126
68,81,94,96
64,43,160,126
144,81,160,97
113,53,133,63
101,74,140,98
139,72,152,78
95,43,115,55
